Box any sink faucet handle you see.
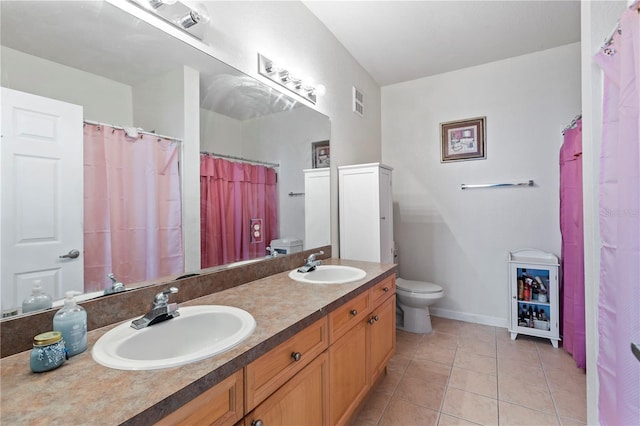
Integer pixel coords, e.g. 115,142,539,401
153,287,178,308
306,250,325,263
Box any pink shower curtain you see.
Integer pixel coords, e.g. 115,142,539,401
200,156,277,268
560,118,586,369
83,124,184,292
594,7,640,425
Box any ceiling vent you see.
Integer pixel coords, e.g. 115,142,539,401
352,86,364,117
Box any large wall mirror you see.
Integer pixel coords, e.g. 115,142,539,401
0,0,331,317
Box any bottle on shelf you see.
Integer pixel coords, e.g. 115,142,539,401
528,306,534,328
517,279,524,300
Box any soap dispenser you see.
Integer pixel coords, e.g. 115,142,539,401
22,280,53,313
53,292,87,357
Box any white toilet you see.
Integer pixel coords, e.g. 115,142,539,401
396,278,444,334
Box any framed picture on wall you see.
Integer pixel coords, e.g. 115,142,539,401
440,117,486,162
312,140,330,168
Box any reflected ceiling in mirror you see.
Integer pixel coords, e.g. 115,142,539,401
0,0,330,317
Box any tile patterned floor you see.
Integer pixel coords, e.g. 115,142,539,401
352,316,587,426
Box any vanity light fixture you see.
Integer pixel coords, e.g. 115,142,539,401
258,53,326,104
177,6,210,29
129,0,210,39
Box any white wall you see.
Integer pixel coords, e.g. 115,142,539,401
381,43,581,326
1,46,133,125
200,109,243,155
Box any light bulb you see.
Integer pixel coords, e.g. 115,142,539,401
178,1,210,28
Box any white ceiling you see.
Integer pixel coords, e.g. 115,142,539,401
303,1,581,86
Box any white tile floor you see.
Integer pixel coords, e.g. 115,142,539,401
352,316,587,426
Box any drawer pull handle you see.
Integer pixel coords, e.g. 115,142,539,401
373,315,379,322
383,287,389,292
251,420,264,426
291,352,302,362
368,317,375,325
350,309,358,316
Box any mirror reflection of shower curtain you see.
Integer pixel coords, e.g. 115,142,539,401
83,124,184,292
200,155,277,268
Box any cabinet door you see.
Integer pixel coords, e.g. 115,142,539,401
246,318,328,411
155,370,243,426
329,319,368,426
368,295,396,380
246,352,329,426
378,168,394,264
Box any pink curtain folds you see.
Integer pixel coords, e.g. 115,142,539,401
594,7,640,425
83,124,184,292
560,118,586,369
200,156,278,268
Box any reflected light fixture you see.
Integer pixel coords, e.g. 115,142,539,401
258,53,326,104
130,0,210,39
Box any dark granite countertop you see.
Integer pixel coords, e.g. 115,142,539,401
0,259,395,425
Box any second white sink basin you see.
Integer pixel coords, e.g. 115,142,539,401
288,265,366,284
92,305,255,370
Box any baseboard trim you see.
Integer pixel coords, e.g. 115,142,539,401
429,307,509,329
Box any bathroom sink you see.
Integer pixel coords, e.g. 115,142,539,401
92,305,255,370
288,265,366,284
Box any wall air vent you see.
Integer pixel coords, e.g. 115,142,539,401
352,86,364,117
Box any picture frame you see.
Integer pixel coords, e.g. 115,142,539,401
440,117,486,162
312,140,330,168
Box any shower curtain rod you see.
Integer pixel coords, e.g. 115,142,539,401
83,119,183,143
562,114,582,135
200,151,279,168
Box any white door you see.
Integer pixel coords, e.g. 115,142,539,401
1,87,84,314
379,168,394,264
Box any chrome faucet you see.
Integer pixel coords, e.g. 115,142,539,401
297,251,325,273
104,273,125,295
130,287,180,330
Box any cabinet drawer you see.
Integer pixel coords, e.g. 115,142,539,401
245,352,329,426
155,369,243,426
245,317,328,412
329,290,370,343
370,275,395,306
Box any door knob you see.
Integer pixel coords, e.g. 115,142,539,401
59,249,80,259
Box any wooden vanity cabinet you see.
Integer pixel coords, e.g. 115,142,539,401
154,369,244,426
157,275,395,426
244,352,329,426
329,275,396,426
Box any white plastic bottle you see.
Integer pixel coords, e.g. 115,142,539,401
22,280,53,313
53,292,87,357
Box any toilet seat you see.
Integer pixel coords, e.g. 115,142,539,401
396,278,442,294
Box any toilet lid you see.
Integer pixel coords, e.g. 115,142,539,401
396,278,442,294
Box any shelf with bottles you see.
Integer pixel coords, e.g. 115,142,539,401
516,267,551,305
516,302,550,331
508,249,560,348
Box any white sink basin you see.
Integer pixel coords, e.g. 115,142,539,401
92,305,255,370
288,265,366,284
